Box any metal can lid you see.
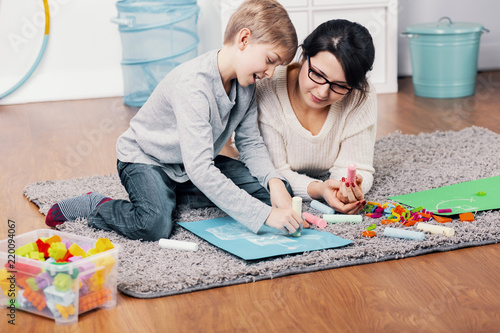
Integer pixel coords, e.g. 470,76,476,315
406,17,484,34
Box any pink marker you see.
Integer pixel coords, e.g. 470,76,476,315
347,163,357,184
303,212,327,228
437,208,452,213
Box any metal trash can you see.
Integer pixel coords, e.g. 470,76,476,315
112,0,199,107
402,17,488,98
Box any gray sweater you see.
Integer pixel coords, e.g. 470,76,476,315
116,50,283,233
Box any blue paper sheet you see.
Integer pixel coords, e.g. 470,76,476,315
178,216,353,260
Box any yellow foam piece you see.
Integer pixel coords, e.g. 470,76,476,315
55,303,75,319
15,242,37,257
44,235,62,245
0,268,11,292
95,238,114,253
68,243,86,257
29,251,45,261
48,242,67,260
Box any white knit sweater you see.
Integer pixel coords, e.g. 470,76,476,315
256,66,377,200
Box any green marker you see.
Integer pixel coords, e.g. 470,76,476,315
291,196,303,237
323,214,362,223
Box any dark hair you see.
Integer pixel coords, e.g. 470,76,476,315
301,19,375,108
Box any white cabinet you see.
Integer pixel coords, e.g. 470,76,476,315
221,0,398,93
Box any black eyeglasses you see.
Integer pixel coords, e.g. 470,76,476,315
307,57,352,95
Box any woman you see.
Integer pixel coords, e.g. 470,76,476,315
256,19,376,214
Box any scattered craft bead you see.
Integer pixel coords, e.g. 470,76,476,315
362,230,376,238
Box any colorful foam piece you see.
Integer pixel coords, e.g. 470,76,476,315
15,243,37,257
48,242,67,261
459,212,475,222
53,273,73,292
44,235,62,245
68,243,86,257
23,286,47,311
433,215,452,223
79,288,112,313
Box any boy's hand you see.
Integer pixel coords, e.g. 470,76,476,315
268,178,292,208
265,207,302,234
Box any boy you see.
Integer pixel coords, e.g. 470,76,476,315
45,0,302,241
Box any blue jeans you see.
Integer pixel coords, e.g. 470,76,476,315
88,156,280,241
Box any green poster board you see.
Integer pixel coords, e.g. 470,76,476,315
388,175,500,216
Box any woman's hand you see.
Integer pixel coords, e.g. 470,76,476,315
327,189,365,214
308,177,366,215
336,174,364,204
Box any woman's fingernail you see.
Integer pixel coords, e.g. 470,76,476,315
351,183,355,188
346,182,350,187
342,177,345,182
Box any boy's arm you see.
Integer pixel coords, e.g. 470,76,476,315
234,98,287,190
174,91,273,233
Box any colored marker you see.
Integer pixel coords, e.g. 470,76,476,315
437,208,452,213
159,239,199,251
291,196,303,237
416,222,455,237
303,212,327,228
384,227,425,241
347,163,357,184
323,214,362,223
311,200,335,215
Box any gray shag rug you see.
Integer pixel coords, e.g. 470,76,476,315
24,127,500,298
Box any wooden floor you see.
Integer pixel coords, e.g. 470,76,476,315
1,72,500,332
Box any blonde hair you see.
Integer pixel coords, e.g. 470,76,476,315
223,0,298,64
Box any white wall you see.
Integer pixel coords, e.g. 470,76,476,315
0,0,222,105
0,0,122,104
398,0,500,76
1,0,499,105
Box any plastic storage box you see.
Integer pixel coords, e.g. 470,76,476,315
0,229,120,325
403,17,488,98
112,0,200,107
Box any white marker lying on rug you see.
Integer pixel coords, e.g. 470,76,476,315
384,227,425,241
416,222,455,237
323,214,362,223
310,200,335,215
291,196,303,237
159,239,199,251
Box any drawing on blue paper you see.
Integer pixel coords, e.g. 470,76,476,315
206,223,325,250
178,216,353,260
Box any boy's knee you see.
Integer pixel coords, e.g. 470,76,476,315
136,210,173,241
